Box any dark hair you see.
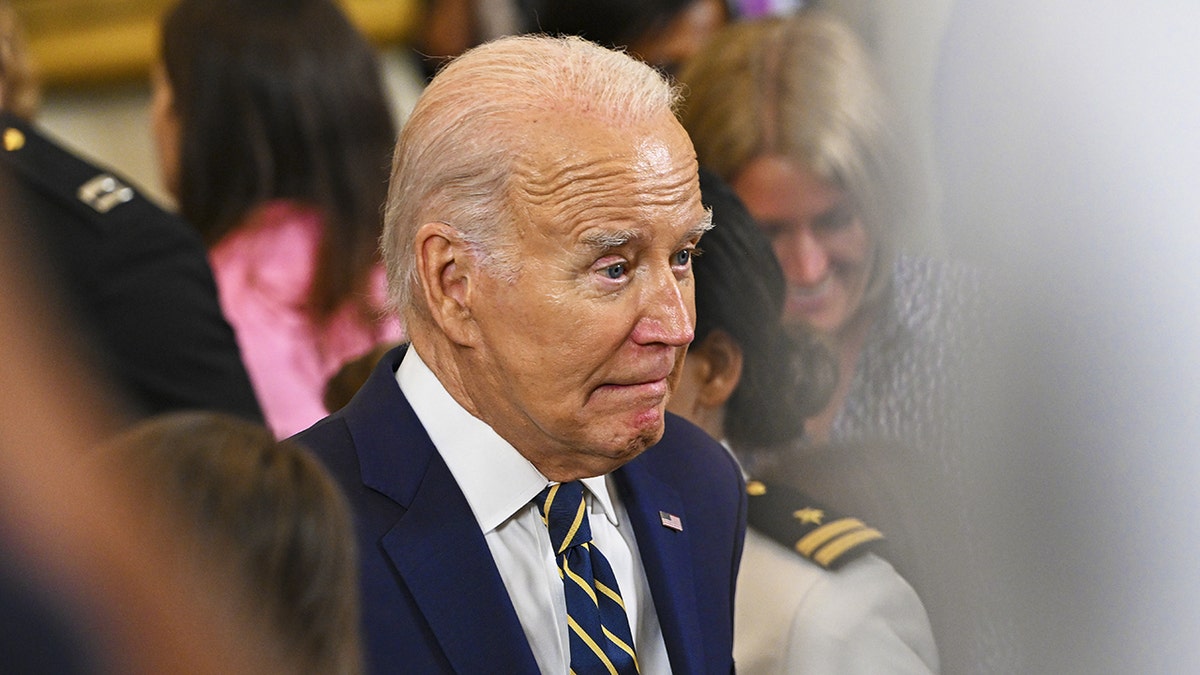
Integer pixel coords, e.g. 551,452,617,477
160,0,395,319
535,0,695,49
103,412,361,675
695,167,834,448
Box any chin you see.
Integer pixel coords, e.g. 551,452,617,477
593,424,662,465
624,421,666,457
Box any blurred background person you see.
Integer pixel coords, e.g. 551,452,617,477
98,411,362,675
677,11,1010,673
416,0,732,80
152,0,403,438
413,0,536,79
0,113,296,675
0,0,35,118
667,168,939,674
0,0,261,423
678,10,981,453
533,0,732,77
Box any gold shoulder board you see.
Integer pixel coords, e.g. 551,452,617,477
745,478,885,570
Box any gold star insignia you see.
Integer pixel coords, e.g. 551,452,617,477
746,480,767,496
793,507,824,525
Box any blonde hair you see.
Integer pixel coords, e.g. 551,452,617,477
677,11,916,305
0,0,39,118
381,34,680,320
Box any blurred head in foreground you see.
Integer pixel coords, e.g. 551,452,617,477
101,412,361,675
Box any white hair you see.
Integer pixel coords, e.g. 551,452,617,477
381,34,681,320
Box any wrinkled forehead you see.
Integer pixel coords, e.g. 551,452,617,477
507,111,703,234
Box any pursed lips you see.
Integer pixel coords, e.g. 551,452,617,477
596,361,677,393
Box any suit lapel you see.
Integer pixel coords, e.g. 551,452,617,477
615,461,706,674
382,455,539,673
342,347,540,673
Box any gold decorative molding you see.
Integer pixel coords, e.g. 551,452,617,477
10,0,422,88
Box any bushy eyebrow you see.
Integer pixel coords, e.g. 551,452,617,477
687,208,715,243
579,208,714,253
581,228,641,250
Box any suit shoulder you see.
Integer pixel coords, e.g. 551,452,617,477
661,412,732,455
745,478,886,571
290,414,363,481
1,116,179,235
291,412,353,459
656,413,742,475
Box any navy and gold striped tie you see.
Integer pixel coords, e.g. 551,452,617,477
536,481,640,675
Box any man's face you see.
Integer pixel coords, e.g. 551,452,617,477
464,113,708,481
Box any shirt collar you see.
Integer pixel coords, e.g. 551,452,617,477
396,346,619,532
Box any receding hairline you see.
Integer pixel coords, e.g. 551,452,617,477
414,34,682,127
383,33,685,318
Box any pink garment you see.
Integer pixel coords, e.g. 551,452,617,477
209,201,404,438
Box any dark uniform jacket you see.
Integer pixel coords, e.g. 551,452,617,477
1,111,262,422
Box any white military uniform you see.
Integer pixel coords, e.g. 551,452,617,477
734,478,939,674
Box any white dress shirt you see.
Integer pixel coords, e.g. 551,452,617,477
397,347,672,674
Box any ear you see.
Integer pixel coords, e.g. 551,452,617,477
692,330,744,409
413,221,481,347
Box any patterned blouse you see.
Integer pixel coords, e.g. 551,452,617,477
832,252,989,473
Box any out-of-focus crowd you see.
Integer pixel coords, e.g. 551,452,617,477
3,1,1198,673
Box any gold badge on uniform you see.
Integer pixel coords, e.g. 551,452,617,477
3,127,25,152
793,507,824,525
747,478,887,570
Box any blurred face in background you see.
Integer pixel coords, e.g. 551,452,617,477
732,154,873,337
149,63,181,201
628,0,728,77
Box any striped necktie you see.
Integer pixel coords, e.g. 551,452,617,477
535,481,640,675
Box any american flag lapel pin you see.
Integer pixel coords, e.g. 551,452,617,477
659,511,683,532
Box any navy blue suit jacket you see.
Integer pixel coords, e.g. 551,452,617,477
293,346,746,674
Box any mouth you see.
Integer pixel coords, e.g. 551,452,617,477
786,277,834,314
599,378,669,399
594,363,676,399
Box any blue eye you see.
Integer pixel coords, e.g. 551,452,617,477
603,263,627,279
672,249,692,266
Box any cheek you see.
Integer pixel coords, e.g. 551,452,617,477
492,290,627,386
826,223,873,268
769,236,791,267
150,100,181,197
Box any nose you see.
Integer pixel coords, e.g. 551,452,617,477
774,226,829,287
631,264,695,348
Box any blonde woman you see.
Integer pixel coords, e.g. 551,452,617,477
678,10,984,451
678,11,999,673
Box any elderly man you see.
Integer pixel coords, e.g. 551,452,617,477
292,35,745,674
